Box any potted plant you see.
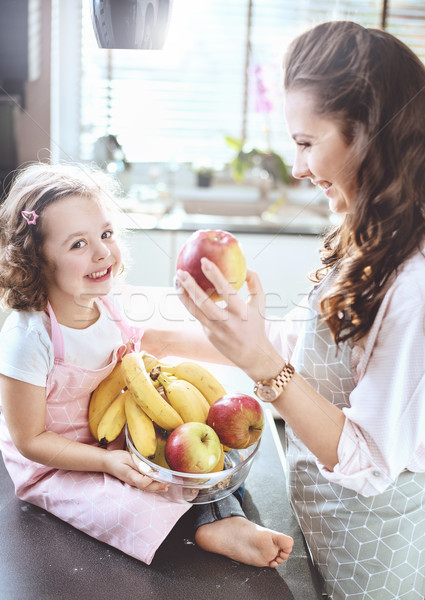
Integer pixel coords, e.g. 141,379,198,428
195,166,214,188
225,136,290,187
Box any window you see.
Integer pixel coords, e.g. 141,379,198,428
54,0,425,168
385,1,425,61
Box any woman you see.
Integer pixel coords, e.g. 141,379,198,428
175,21,425,599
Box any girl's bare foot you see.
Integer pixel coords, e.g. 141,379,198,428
195,516,294,568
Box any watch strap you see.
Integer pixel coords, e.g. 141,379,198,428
271,362,295,391
254,361,295,401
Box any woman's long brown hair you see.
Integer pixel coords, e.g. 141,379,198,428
284,21,425,344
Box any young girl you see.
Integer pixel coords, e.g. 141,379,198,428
0,162,293,567
176,21,425,600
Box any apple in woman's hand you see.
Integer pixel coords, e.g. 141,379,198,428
165,422,222,473
206,393,264,449
176,229,247,301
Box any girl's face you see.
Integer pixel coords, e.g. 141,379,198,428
41,195,122,321
284,89,360,214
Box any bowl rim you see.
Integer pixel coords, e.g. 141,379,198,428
125,424,261,487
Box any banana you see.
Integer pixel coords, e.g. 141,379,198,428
161,361,226,406
192,388,210,419
97,391,126,444
140,351,159,372
121,353,183,431
157,373,207,424
125,390,157,458
89,361,126,439
150,366,178,387
150,429,171,469
152,378,161,389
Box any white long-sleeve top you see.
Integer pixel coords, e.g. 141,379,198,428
266,246,425,496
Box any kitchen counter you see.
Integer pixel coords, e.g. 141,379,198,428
0,410,323,600
121,209,331,236
0,288,324,597
119,181,337,236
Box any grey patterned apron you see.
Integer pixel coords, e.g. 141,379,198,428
285,276,425,599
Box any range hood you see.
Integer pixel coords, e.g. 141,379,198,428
90,0,173,49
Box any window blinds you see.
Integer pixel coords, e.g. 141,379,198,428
77,0,424,166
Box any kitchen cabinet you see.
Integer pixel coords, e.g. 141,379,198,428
123,228,322,317
220,232,321,316
121,229,175,288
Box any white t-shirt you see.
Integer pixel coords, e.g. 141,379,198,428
0,300,123,388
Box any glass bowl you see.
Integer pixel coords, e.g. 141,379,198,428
126,425,261,505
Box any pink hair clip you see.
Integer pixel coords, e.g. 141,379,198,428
21,210,39,226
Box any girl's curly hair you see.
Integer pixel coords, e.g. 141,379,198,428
284,21,425,344
0,162,123,312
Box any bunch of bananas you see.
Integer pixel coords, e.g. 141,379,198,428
88,351,227,468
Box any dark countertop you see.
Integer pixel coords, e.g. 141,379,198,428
0,411,323,600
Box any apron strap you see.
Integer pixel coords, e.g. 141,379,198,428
46,297,143,361
98,296,142,351
46,302,65,361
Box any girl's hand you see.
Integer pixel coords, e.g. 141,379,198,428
104,449,169,493
175,258,285,382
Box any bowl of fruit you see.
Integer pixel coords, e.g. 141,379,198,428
125,353,264,504
127,421,261,504
89,351,265,505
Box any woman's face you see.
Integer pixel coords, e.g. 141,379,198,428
284,89,361,214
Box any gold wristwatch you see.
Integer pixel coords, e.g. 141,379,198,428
253,362,295,403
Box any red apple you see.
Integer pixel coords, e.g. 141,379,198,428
176,229,247,301
165,422,222,474
206,393,264,449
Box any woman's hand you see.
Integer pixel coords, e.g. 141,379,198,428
176,259,346,470
103,449,169,493
175,258,285,382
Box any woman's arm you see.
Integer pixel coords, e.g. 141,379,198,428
141,322,233,364
176,259,345,471
0,375,167,492
118,282,233,364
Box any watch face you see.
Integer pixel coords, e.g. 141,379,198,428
257,384,279,403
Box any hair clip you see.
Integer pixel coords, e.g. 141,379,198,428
21,210,39,226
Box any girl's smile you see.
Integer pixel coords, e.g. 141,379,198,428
86,266,112,280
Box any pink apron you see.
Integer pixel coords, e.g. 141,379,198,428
0,297,190,564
